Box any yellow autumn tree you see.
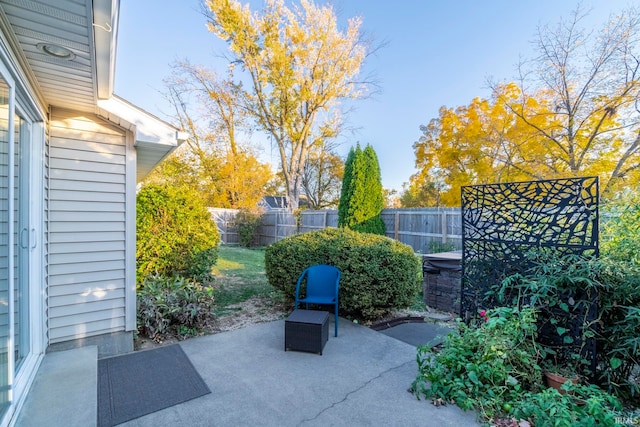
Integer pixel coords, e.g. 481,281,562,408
204,0,370,210
409,88,537,206
493,6,640,196
406,5,640,206
161,61,272,208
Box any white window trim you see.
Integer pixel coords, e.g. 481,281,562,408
0,51,45,427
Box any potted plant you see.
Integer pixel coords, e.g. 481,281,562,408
542,362,579,394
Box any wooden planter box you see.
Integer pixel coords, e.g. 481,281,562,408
423,269,461,313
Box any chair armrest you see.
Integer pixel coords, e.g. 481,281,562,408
295,268,309,300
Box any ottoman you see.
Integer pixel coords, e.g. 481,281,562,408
285,309,329,355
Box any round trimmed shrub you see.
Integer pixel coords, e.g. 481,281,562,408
265,227,421,319
136,183,220,284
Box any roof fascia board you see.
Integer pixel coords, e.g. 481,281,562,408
97,96,186,147
93,0,118,99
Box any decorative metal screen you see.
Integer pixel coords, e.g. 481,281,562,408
461,177,599,371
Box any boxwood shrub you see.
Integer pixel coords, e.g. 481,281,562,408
265,227,421,319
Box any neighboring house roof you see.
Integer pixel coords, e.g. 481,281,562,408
259,196,290,210
0,0,182,180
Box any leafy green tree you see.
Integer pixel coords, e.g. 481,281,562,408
144,151,200,190
399,179,445,208
338,146,356,222
136,183,220,284
338,144,386,234
601,189,640,263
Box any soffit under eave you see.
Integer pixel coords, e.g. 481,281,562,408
96,96,187,182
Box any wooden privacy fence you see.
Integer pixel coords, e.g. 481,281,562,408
258,210,298,245
209,207,462,253
382,208,462,253
209,208,240,244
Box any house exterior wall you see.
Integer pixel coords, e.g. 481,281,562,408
46,107,133,353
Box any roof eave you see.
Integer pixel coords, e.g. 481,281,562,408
97,96,187,182
93,0,119,100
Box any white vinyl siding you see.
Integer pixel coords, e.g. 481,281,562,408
47,108,127,344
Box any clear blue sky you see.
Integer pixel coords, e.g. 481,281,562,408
114,0,630,192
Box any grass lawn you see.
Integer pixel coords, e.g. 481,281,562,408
211,245,286,316
211,244,430,319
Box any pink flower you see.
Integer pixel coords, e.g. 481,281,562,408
479,310,486,317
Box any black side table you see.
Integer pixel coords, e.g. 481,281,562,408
284,309,329,355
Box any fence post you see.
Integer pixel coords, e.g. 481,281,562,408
222,219,227,244
394,211,400,240
323,210,328,228
441,210,448,243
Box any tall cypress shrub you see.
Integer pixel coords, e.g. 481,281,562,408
337,143,386,234
338,145,356,226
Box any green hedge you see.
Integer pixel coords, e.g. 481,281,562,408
136,184,220,284
264,227,421,319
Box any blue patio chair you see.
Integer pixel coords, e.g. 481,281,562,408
294,265,341,337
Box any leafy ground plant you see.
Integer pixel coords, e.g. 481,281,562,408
512,382,622,427
412,307,545,421
136,246,286,348
413,306,627,425
137,274,215,340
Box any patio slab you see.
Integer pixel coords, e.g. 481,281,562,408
120,318,479,426
15,346,97,427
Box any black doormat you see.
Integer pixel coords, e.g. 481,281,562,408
370,317,452,348
98,344,211,426
369,316,426,331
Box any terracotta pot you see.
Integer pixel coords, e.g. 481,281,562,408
544,371,578,394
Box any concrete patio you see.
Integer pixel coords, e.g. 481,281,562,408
16,318,479,426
